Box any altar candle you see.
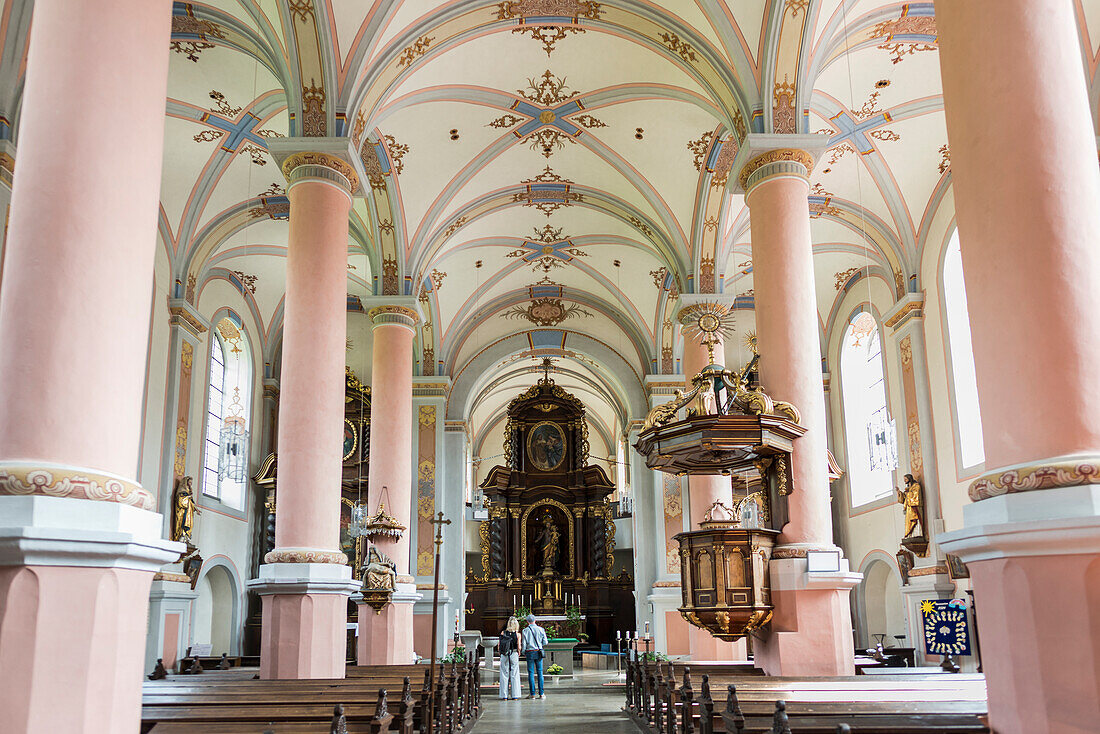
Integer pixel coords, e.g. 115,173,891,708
616,630,621,640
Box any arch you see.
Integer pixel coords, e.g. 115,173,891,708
200,311,254,511
855,553,908,650
191,557,242,655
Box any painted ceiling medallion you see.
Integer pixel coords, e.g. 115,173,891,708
503,296,593,327
512,166,583,216
496,1,602,56
506,225,588,273
488,71,605,158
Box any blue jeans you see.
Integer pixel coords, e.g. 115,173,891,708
525,651,544,695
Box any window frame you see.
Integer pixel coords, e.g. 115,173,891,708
198,313,252,518
938,226,986,476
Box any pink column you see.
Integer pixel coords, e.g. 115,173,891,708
250,153,361,680
0,1,182,732
358,305,419,664
935,2,1100,731
739,146,857,675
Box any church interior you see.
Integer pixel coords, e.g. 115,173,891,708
1,1,1098,733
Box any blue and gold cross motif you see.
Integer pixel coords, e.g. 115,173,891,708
507,225,587,273
827,107,894,157
492,71,604,157
198,110,270,155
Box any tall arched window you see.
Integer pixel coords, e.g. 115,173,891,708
202,316,251,510
840,311,896,507
942,230,984,468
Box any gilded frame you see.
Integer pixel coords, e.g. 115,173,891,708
520,497,575,579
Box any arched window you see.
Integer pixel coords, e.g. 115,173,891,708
201,317,251,510
840,311,896,507
942,230,984,468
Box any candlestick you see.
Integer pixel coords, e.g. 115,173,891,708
616,630,621,640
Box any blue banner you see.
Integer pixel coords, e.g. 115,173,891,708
921,598,971,656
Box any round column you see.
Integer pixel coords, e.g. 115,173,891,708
357,305,419,664
935,2,1100,731
269,153,357,559
740,148,858,676
250,153,361,680
742,150,830,548
0,1,181,732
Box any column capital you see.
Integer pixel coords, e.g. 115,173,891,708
731,133,830,194
883,293,925,332
968,453,1100,502
167,297,209,341
361,295,423,330
267,138,362,195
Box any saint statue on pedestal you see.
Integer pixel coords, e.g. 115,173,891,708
172,475,199,543
896,473,924,539
536,512,561,577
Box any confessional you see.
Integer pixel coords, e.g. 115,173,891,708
466,365,635,645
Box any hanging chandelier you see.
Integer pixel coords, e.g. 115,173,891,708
348,496,406,542
218,387,249,482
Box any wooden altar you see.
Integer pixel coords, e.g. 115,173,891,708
466,363,635,646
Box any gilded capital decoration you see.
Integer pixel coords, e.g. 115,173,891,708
969,454,1100,501
263,548,350,564
368,304,420,329
281,151,360,192
737,148,815,192
0,463,155,511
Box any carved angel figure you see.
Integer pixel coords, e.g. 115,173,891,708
363,545,397,591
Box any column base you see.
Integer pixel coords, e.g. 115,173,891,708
355,583,421,664
0,495,181,734
248,562,359,679
939,485,1100,734
688,626,747,662
752,555,861,676
145,578,198,673
646,584,690,657
412,588,452,661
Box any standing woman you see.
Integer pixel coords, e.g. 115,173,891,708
498,616,523,700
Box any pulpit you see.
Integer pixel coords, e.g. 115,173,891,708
466,364,635,645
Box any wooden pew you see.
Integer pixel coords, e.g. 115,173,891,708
623,658,989,734
142,654,483,734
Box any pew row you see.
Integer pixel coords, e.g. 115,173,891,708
141,657,482,734
623,658,989,734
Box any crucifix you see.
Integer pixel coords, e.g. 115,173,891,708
426,511,451,734
538,356,555,382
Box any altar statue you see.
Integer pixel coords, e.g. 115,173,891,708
363,545,397,591
172,475,199,543
896,473,924,539
536,512,561,576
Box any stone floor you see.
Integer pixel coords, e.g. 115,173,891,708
472,677,641,733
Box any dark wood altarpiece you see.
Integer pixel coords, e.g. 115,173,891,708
466,368,635,646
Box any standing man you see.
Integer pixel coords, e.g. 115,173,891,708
522,614,548,699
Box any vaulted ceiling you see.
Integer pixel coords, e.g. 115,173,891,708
2,0,1099,456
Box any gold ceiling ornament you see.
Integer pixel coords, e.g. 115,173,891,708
678,301,736,365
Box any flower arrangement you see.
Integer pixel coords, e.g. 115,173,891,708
546,663,565,675
640,651,670,662
440,644,467,664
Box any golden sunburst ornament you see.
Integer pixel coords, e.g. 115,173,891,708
743,331,758,355
680,301,736,365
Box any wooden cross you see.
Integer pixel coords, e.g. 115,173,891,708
429,511,450,549
539,356,555,381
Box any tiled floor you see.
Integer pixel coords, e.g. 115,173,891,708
472,686,641,733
